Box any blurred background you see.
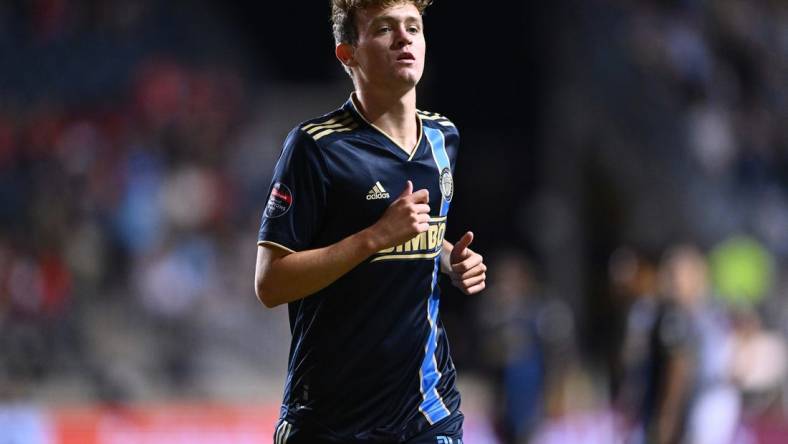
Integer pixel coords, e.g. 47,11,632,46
0,0,786,443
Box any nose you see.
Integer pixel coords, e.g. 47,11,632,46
393,25,413,48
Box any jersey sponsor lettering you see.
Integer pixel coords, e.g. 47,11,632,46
372,217,446,262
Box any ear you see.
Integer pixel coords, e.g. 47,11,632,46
335,43,356,68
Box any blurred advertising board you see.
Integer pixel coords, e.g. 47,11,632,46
1,403,279,444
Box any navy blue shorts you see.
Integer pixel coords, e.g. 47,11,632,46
272,410,464,444
403,410,464,444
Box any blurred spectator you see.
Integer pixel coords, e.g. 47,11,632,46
610,246,659,424
729,309,787,418
0,244,80,391
531,364,621,444
640,245,738,444
477,250,545,442
478,250,579,443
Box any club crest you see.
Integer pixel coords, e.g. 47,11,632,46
440,167,453,202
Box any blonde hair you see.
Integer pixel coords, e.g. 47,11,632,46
330,0,433,45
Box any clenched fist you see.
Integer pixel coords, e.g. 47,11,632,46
368,180,431,251
445,231,486,295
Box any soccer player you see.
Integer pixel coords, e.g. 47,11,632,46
254,1,486,442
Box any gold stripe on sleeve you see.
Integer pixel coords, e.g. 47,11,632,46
257,240,296,253
313,123,359,141
302,112,350,131
305,116,355,135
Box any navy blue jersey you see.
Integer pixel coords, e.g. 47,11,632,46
258,94,461,442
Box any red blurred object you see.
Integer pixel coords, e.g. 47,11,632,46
748,416,788,444
38,253,72,318
53,404,280,444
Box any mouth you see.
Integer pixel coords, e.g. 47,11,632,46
397,52,416,62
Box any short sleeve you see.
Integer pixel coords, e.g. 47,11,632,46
258,128,328,252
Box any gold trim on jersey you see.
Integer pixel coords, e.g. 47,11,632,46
305,116,355,135
301,111,360,141
313,122,359,141
371,250,441,263
349,92,423,160
408,116,423,161
302,112,350,131
257,240,296,254
417,110,455,128
370,216,447,263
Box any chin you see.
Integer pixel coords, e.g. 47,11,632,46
395,71,422,87
401,75,420,86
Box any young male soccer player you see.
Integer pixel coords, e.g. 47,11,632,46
255,1,486,442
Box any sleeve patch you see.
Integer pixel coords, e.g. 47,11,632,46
264,182,293,218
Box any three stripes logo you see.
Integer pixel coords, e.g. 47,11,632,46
302,112,359,141
366,181,390,200
417,110,455,128
436,437,461,444
274,420,292,444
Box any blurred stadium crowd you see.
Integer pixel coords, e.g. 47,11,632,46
0,0,786,443
0,0,291,405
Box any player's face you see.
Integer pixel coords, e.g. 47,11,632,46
352,3,426,91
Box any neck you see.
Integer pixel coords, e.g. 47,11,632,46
353,86,419,153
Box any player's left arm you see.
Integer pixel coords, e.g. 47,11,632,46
440,233,486,295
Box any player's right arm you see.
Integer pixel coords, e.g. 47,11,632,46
255,180,430,308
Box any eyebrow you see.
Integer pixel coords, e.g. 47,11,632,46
369,14,423,27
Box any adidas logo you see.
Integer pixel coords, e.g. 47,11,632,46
366,181,390,200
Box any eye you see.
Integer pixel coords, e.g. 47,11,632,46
408,26,420,34
377,26,391,34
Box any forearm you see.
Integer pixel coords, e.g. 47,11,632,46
256,180,433,307
256,228,382,307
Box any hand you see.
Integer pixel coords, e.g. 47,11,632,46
447,232,486,295
368,180,431,250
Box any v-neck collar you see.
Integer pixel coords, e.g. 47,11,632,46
346,92,423,161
